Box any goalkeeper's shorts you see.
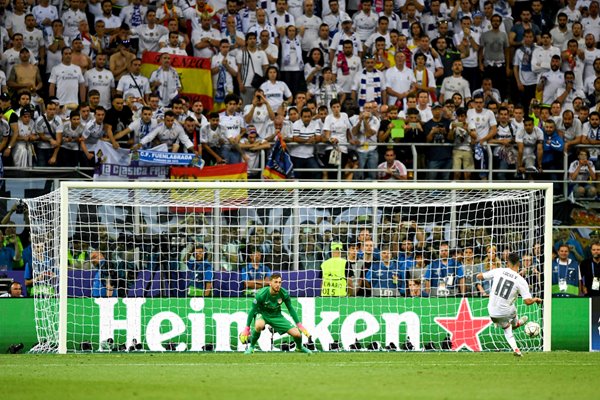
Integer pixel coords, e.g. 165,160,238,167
256,314,295,335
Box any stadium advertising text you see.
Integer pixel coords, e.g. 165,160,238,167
82,298,535,352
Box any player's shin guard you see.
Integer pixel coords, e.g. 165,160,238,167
250,328,261,347
503,325,518,352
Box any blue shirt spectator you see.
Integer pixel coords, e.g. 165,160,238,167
366,248,406,295
91,252,116,298
552,244,580,297
187,245,214,297
424,243,465,296
0,245,16,271
241,247,272,296
0,231,20,271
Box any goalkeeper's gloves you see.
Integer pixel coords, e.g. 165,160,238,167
297,323,310,338
239,326,251,344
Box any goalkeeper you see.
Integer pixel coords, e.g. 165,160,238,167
240,273,312,354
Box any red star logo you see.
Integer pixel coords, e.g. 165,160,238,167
434,298,492,352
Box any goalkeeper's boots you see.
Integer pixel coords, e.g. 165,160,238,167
514,315,528,329
514,348,523,357
244,345,255,355
296,345,313,355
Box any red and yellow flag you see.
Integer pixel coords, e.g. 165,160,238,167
169,163,248,212
141,51,213,111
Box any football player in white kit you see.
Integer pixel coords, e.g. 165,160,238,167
477,252,543,357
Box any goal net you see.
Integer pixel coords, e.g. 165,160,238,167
24,182,552,354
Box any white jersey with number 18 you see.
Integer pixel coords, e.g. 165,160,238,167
482,268,532,318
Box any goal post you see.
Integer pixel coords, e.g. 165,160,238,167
25,181,553,354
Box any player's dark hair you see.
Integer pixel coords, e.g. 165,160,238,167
270,273,282,281
507,252,520,266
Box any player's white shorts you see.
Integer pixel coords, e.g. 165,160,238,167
490,310,517,328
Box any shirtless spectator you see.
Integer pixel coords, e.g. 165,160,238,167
71,38,92,74
110,42,136,82
7,48,43,97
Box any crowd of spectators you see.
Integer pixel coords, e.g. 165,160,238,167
1,0,600,298
74,221,600,298
0,0,599,194
0,198,598,299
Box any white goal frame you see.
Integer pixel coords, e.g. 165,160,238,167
57,181,553,354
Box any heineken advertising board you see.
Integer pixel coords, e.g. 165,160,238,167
67,297,543,352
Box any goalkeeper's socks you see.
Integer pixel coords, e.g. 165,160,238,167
292,335,302,350
244,346,255,355
503,325,519,352
250,329,261,347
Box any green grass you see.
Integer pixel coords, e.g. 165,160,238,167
1,352,599,400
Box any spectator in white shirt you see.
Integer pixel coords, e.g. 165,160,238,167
378,148,407,180
439,59,471,104
537,55,566,106
531,32,561,75
288,107,322,180
150,53,182,108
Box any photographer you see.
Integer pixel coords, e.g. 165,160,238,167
424,103,451,180
448,107,477,180
350,101,380,180
243,89,275,139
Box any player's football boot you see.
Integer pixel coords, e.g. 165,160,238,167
296,346,312,355
514,348,523,357
244,346,255,355
514,315,528,329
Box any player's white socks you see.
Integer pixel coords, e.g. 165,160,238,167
504,325,518,352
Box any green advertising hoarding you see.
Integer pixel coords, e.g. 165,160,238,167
70,297,542,351
0,298,589,352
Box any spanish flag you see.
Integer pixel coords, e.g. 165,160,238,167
141,51,213,111
169,163,248,212
262,133,294,180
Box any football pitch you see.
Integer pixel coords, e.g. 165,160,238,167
1,352,599,400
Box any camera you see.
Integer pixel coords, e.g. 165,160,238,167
455,127,467,140
15,200,26,214
8,343,24,354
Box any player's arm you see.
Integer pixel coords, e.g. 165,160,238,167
523,297,542,306
244,278,268,289
459,276,466,295
114,126,132,141
240,297,260,343
204,282,212,297
284,295,310,337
